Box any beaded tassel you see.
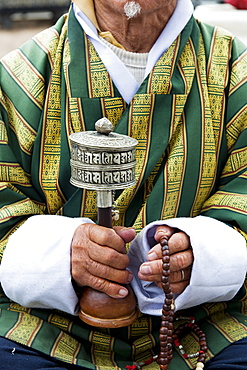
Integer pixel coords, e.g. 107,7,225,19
173,316,207,367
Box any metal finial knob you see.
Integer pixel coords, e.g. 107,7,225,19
95,117,113,135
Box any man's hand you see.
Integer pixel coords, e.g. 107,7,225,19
71,224,136,299
138,225,193,294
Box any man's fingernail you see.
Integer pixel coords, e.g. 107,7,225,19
118,288,128,297
156,229,168,236
148,251,158,260
140,264,152,275
127,272,133,283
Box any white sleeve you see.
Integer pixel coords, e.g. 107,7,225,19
128,215,247,316
0,214,94,315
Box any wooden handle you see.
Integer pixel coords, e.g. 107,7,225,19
98,207,112,228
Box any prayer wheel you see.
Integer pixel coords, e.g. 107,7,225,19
70,117,139,328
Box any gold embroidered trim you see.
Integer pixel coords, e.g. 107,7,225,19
1,51,45,109
40,21,68,214
6,313,43,346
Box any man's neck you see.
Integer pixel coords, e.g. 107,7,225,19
93,1,177,53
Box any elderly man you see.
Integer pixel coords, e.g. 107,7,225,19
0,0,247,369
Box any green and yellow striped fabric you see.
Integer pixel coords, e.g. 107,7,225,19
0,9,247,369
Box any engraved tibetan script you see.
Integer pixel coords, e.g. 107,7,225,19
72,168,134,186
71,145,136,165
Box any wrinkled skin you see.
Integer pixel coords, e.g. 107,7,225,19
71,224,193,298
94,0,177,52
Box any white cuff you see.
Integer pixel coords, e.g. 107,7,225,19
128,216,247,315
0,215,94,315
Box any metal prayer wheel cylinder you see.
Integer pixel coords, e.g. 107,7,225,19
70,117,138,212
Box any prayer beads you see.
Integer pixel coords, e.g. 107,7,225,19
157,235,208,370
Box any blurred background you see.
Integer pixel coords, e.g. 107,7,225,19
0,0,70,58
0,0,246,59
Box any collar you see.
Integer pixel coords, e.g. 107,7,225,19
72,0,194,103
72,0,99,29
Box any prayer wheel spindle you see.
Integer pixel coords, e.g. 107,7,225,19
70,117,139,328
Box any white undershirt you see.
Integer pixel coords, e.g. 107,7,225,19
99,36,148,85
0,2,246,316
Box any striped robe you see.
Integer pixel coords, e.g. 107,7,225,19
0,8,247,370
